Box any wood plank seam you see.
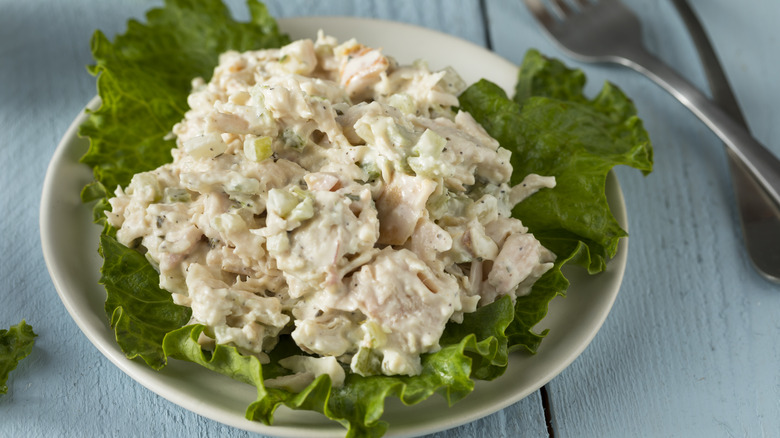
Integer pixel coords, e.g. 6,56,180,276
479,0,494,49
540,385,555,437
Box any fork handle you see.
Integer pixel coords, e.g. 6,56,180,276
621,48,780,209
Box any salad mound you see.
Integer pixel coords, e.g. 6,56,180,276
103,31,558,381
79,0,652,436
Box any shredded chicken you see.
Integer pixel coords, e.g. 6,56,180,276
105,31,556,382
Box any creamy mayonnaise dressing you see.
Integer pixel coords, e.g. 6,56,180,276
106,32,556,387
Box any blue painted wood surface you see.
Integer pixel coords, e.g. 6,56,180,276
1,0,778,436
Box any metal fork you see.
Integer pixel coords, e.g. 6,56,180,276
522,0,780,226
670,0,780,282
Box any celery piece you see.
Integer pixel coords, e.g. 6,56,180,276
244,135,273,162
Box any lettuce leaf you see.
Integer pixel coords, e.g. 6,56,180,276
78,2,653,436
100,230,191,370
458,49,652,352
460,50,653,275
0,320,37,394
81,0,289,369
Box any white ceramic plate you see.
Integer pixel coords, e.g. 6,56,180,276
40,17,627,438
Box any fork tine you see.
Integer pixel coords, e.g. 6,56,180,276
522,0,558,30
549,0,573,18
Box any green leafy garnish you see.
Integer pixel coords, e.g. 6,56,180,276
100,230,191,369
81,0,288,369
77,2,652,436
460,49,653,275
459,49,652,352
1,320,37,394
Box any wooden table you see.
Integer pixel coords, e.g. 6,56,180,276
1,0,779,436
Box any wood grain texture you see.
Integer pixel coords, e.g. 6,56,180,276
485,0,780,436
0,1,547,437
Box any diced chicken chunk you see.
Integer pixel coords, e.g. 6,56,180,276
185,264,289,355
483,233,556,304
343,248,461,376
336,43,390,100
375,173,436,245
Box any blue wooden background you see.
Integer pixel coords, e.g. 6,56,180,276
1,0,779,436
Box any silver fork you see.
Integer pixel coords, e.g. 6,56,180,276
670,0,780,282
522,0,780,225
